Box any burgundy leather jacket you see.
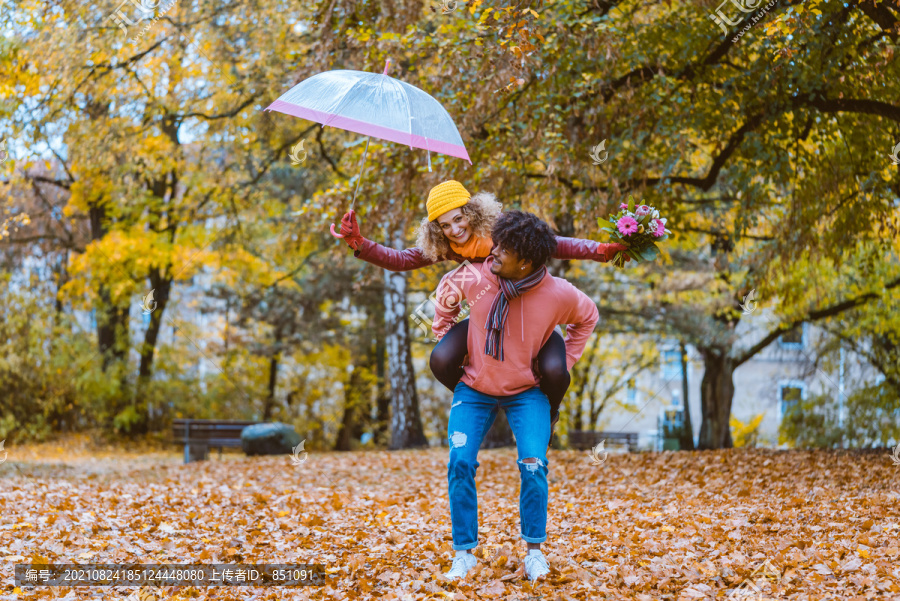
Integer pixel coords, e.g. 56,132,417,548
353,236,620,272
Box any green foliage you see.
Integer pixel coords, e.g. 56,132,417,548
780,383,900,449
113,405,143,434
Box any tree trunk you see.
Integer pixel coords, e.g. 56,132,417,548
89,200,131,431
374,324,391,446
335,365,372,450
89,203,130,372
262,343,280,421
572,398,584,432
678,340,695,450
384,226,429,450
697,346,735,449
54,249,68,322
138,267,172,381
571,332,601,431
129,266,173,433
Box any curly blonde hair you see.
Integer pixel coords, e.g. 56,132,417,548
415,191,503,262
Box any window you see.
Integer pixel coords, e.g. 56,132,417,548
779,323,807,350
661,349,683,379
779,381,807,417
625,380,638,406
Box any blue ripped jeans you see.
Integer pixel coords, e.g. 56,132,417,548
446,382,551,550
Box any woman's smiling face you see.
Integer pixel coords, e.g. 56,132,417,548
436,208,471,244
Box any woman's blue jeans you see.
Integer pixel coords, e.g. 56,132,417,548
446,381,551,550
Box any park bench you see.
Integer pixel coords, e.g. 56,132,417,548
172,419,261,464
569,430,639,453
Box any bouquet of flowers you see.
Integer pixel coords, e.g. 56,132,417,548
597,196,671,268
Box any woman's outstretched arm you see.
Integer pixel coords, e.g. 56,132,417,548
353,239,438,272
553,236,629,263
330,210,440,271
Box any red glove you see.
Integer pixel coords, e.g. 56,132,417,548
597,242,631,263
329,210,365,251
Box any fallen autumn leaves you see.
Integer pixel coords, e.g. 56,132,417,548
1,444,899,600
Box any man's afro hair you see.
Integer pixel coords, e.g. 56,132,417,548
491,210,557,268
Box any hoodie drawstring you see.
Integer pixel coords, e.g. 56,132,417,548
521,296,524,342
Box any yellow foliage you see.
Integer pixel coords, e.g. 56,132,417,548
730,413,764,448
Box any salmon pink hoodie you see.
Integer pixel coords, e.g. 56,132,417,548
432,256,599,397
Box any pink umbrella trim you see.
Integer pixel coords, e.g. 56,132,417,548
265,100,472,165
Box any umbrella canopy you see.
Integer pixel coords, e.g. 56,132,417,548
265,60,472,168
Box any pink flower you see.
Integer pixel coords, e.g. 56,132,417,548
635,205,651,217
617,216,639,236
652,220,666,237
619,203,628,210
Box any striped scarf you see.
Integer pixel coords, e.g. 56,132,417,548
484,265,548,361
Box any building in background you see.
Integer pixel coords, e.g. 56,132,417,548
593,310,882,450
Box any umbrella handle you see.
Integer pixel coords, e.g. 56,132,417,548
330,223,346,238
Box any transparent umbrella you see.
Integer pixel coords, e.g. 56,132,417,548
266,59,472,233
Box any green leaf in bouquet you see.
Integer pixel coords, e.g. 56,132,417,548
640,245,660,261
627,247,642,261
597,217,614,229
627,195,635,212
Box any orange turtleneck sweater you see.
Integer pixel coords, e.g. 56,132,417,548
448,234,494,261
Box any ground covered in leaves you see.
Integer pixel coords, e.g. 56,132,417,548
1,437,899,600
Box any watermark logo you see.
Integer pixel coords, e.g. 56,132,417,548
709,0,772,36
291,440,308,466
141,290,157,314
434,262,482,312
289,140,307,166
0,440,6,464
440,0,459,14
108,0,158,33
590,140,609,165
726,559,781,600
740,288,757,314
410,260,493,339
129,0,178,45
890,442,900,466
589,440,607,465
889,141,900,165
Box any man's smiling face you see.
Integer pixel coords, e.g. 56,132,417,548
490,243,530,279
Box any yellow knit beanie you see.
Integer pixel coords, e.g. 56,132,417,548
426,180,471,221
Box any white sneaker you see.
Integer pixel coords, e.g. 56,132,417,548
524,551,550,582
443,552,477,580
